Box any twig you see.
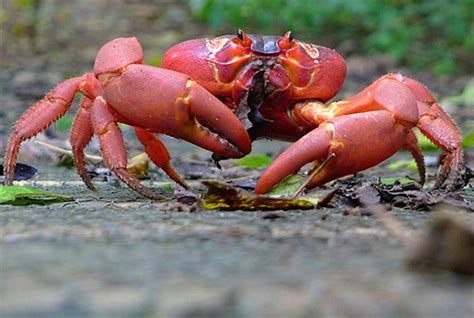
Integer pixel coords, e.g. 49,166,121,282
291,153,336,199
35,140,102,162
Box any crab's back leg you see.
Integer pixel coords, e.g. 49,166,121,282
70,96,95,191
402,77,463,190
134,127,189,189
4,75,87,185
90,96,164,200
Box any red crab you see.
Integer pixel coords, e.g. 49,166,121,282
4,30,463,199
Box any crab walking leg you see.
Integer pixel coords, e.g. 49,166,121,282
417,108,463,190
255,111,409,194
134,127,189,189
90,97,164,200
4,76,86,185
70,97,95,191
403,130,426,186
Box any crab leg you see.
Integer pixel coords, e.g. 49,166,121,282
135,127,189,189
403,130,426,186
4,76,86,185
70,96,95,190
90,96,164,200
401,77,462,190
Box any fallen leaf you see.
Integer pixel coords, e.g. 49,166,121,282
387,160,419,173
235,154,272,168
127,152,149,178
0,185,73,205
201,180,314,211
335,177,472,212
55,114,74,132
416,131,439,152
379,177,418,186
462,131,474,149
267,175,306,197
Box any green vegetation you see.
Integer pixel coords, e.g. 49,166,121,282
235,153,273,168
189,0,473,75
0,185,73,205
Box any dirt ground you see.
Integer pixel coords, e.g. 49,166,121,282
1,142,474,317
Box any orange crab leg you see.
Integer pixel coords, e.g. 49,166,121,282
70,96,95,190
403,130,426,186
90,96,164,200
4,76,86,185
134,127,189,189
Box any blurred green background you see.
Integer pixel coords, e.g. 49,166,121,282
1,0,473,76
190,0,474,76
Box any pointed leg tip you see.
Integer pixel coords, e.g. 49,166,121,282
114,167,166,200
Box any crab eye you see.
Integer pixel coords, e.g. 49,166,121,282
235,29,252,47
279,31,294,49
237,29,244,41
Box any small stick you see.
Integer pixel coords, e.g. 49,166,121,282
35,140,102,162
291,153,336,198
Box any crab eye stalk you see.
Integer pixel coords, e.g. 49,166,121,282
236,29,252,47
237,29,244,41
279,31,293,49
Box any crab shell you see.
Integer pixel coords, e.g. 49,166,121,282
161,32,347,141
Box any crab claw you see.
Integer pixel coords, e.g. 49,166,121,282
176,79,252,158
255,111,409,194
101,64,251,160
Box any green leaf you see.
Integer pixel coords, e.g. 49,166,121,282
55,114,74,133
144,55,162,67
380,177,417,186
387,159,419,172
417,130,474,151
416,131,438,151
268,175,306,196
235,154,272,168
0,186,73,205
462,131,474,149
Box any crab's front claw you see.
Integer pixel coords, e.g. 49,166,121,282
172,79,252,159
255,111,411,194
